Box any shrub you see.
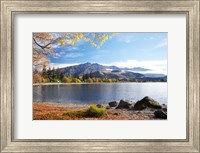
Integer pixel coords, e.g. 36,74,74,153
62,105,107,118
73,78,81,83
87,78,93,83
85,105,107,117
62,77,72,83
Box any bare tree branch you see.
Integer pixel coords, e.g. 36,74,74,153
33,37,51,50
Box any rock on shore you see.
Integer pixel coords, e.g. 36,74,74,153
33,96,167,120
110,96,167,119
154,110,167,119
108,101,118,107
116,100,132,109
133,96,162,110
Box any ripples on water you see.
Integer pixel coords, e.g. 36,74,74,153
33,83,167,104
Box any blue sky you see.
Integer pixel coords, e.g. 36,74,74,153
48,33,167,74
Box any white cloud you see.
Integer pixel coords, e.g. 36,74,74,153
65,53,83,58
102,60,167,75
154,39,167,48
144,36,159,40
59,51,65,55
51,43,61,48
116,34,137,43
48,63,79,69
46,59,167,74
104,60,167,68
138,66,167,75
52,53,61,59
67,46,79,51
150,37,155,40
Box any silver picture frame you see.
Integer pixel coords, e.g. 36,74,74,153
0,0,199,152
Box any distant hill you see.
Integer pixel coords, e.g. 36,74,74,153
143,73,166,78
59,62,107,77
58,63,167,82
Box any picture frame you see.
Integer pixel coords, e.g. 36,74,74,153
0,0,199,152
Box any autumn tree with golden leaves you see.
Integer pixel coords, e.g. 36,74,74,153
33,33,114,68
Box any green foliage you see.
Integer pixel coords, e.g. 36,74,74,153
72,78,81,83
87,78,93,83
62,105,107,118
33,65,122,84
85,105,107,117
46,67,64,82
62,77,72,83
42,65,48,79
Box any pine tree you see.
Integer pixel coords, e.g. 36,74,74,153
42,65,48,79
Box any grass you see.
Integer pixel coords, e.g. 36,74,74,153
63,110,86,118
33,102,157,120
34,111,66,120
34,103,107,120
85,105,107,117
62,105,107,118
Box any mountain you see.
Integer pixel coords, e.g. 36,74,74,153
144,73,166,78
59,62,106,77
59,63,145,79
58,63,166,82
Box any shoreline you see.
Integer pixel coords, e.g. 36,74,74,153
34,102,94,108
33,101,167,120
33,82,167,86
33,101,167,105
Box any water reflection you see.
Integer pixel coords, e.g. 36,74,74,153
33,83,167,104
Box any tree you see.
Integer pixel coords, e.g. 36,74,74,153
72,78,81,83
51,67,56,81
42,64,48,79
33,73,43,83
47,67,54,82
84,74,89,80
87,78,93,83
33,33,115,68
62,77,72,83
56,70,64,81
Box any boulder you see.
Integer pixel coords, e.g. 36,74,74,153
162,108,167,112
133,96,162,110
162,104,167,112
129,103,136,110
113,112,120,115
154,110,167,119
116,100,132,109
96,104,103,108
108,101,118,107
106,106,111,109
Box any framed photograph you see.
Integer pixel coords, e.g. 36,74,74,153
33,32,168,121
1,0,199,152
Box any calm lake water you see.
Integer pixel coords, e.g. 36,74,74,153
33,83,167,104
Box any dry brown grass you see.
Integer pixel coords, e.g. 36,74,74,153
33,102,156,120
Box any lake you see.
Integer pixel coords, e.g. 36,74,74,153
33,83,167,104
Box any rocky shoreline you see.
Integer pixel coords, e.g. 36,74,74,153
98,96,167,119
33,96,167,120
